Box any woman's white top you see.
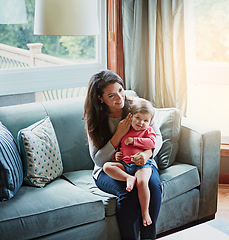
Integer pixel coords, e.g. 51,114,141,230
88,117,163,179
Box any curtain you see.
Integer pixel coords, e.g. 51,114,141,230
123,0,187,115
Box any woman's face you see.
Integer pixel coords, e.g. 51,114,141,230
98,82,125,112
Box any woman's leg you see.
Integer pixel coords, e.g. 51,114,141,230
95,166,161,240
95,170,141,240
135,168,152,227
140,165,162,240
103,162,136,192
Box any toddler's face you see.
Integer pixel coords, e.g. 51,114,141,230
131,112,152,131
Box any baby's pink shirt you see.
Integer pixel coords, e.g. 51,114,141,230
115,126,156,164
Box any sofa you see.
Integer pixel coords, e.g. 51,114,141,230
0,90,221,240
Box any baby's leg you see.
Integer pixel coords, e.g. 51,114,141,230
103,162,136,192
135,167,152,226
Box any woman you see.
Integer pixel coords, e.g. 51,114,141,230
83,70,162,240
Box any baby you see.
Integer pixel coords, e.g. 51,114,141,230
103,97,156,227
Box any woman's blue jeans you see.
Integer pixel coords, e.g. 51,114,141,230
94,165,162,240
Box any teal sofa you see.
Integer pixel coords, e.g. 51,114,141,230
0,91,221,240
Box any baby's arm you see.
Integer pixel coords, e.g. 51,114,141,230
114,151,123,161
134,137,155,149
124,137,134,145
130,128,156,149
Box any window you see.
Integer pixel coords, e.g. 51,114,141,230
184,0,229,143
0,0,106,104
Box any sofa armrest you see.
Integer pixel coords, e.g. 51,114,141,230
176,117,221,219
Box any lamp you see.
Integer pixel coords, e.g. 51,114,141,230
0,0,27,24
34,0,99,36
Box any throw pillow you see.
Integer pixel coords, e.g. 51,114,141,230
0,122,23,201
18,117,63,187
154,108,181,170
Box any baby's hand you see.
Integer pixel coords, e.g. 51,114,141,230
115,151,123,161
124,137,134,145
131,152,146,165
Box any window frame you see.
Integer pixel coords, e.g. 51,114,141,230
0,0,107,96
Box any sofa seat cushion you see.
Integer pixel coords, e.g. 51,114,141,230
63,170,117,217
160,162,200,203
0,178,104,240
64,165,200,217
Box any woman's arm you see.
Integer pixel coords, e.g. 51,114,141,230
88,135,116,168
88,113,132,167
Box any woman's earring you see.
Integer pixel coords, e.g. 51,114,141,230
98,95,103,104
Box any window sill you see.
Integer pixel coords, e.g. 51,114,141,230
220,144,229,157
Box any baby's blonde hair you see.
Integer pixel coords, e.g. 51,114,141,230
130,97,155,123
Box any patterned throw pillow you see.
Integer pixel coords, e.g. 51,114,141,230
18,117,63,187
0,122,23,201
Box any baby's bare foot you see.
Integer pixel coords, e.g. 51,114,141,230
126,176,136,192
143,212,152,226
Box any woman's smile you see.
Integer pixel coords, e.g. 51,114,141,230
115,100,124,106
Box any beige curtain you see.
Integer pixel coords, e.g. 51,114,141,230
123,0,187,115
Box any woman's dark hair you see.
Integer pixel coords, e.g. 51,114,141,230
84,70,130,148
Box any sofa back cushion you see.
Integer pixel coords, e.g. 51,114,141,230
0,93,181,174
125,90,181,170
154,108,181,169
0,98,93,174
42,98,94,173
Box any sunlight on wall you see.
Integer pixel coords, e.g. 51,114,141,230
186,83,229,139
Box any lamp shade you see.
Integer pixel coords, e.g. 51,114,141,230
34,0,99,36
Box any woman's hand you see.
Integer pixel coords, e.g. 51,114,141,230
116,113,132,137
131,149,153,165
110,113,132,149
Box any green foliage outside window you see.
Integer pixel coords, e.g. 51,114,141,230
0,0,96,62
193,0,229,62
